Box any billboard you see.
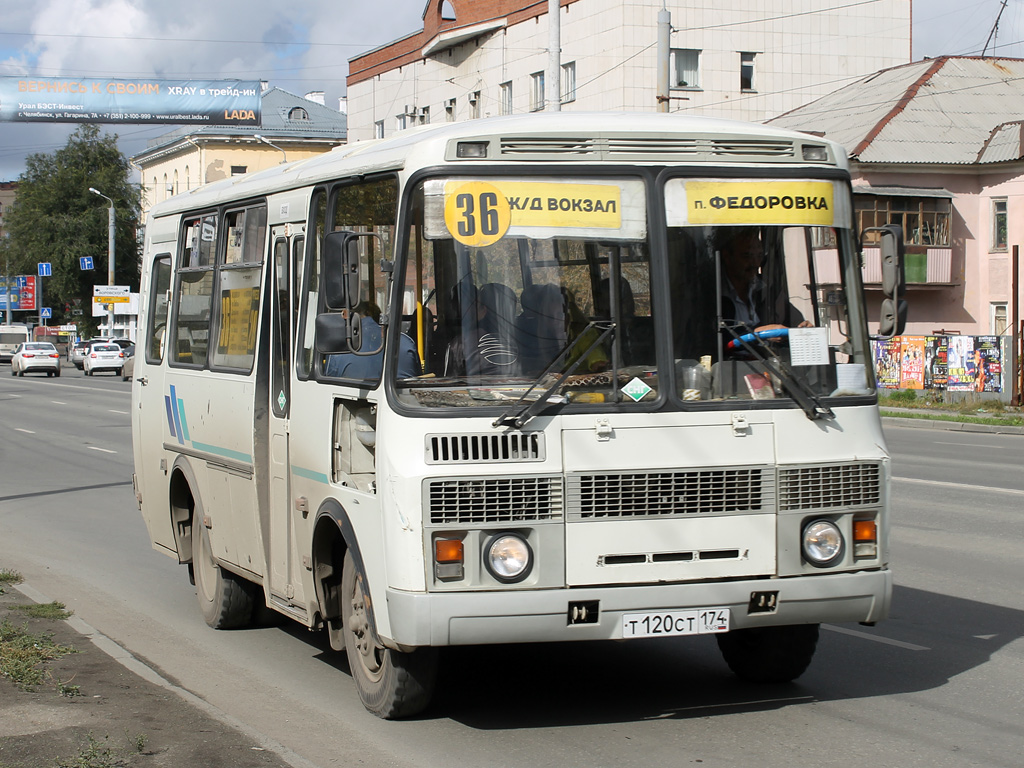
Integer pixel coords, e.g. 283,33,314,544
0,276,37,311
0,78,261,126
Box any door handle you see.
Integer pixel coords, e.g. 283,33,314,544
136,376,148,386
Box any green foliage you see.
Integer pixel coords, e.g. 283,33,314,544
0,569,22,596
10,601,73,620
0,618,77,691
3,125,141,327
54,733,136,768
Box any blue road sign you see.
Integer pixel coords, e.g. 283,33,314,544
38,262,52,277
80,257,94,271
16,276,27,288
41,307,52,318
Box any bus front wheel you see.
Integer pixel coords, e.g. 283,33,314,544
716,623,819,684
192,516,255,629
340,550,436,718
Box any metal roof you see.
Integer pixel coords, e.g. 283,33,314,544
768,57,1024,165
134,87,346,160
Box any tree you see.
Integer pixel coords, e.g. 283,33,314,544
4,125,141,332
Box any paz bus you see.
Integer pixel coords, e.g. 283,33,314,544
0,324,31,363
131,112,904,718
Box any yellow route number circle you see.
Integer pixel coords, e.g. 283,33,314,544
444,182,512,247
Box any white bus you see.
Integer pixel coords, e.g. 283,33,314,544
0,324,31,363
132,113,904,718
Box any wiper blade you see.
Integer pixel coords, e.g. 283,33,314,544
721,323,834,421
493,321,615,429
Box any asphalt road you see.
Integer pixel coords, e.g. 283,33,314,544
1,368,1021,768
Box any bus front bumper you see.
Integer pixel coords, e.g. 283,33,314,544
384,568,891,647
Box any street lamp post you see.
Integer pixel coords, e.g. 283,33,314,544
88,187,116,337
254,134,288,164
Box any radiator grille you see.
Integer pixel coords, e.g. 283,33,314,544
567,467,772,520
779,463,882,511
425,432,544,464
427,476,562,525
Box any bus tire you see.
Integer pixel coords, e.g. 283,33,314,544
715,623,819,684
341,550,436,719
192,516,255,629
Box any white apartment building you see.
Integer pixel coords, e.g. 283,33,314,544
346,0,911,141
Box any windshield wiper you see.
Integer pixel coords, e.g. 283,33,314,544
721,323,834,421
493,321,615,430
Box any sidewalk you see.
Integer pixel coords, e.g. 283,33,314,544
0,578,303,768
880,406,1024,435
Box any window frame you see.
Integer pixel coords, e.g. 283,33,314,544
561,61,577,103
740,51,757,92
144,253,172,365
500,81,513,115
992,197,1008,252
530,71,545,112
671,48,701,90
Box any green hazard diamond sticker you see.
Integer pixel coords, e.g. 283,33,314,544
621,377,653,402
277,391,287,411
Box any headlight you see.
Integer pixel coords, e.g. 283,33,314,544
802,519,845,567
484,533,533,583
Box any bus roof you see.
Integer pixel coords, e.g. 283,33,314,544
148,112,849,220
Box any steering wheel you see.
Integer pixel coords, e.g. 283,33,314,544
727,328,788,350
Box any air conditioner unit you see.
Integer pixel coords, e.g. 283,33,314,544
468,93,478,105
405,104,417,116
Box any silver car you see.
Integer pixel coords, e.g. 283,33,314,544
10,342,62,377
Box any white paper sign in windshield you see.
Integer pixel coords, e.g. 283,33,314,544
424,178,647,244
664,179,851,228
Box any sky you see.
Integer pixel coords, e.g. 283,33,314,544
1,0,1023,182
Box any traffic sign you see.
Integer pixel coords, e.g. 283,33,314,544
41,307,52,318
92,285,131,304
80,257,94,271
16,276,27,288
38,263,52,277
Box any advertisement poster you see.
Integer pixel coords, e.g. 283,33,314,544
946,335,976,391
873,338,901,388
0,78,261,126
975,336,1002,393
899,336,926,389
0,275,36,311
923,336,948,389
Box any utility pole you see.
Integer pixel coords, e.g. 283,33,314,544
89,188,116,337
546,0,561,111
657,5,671,112
982,0,1009,57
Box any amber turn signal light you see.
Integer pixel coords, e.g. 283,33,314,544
435,539,464,563
853,520,877,542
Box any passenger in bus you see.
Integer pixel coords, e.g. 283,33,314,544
444,283,519,377
717,227,810,334
562,288,610,373
325,302,420,380
515,283,567,375
594,276,655,364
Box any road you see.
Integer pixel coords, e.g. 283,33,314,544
1,369,1021,768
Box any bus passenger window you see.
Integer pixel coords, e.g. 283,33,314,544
145,255,171,363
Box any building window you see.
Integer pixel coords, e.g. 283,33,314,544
740,52,756,92
396,113,408,131
671,49,701,89
230,166,247,176
374,120,385,139
288,107,309,121
499,82,513,115
855,195,952,247
993,198,1008,251
445,98,456,122
418,106,430,125
561,61,576,103
531,71,545,112
470,91,481,119
992,303,1009,335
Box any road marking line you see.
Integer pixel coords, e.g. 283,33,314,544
88,446,117,454
822,624,928,651
15,428,35,434
893,475,1024,497
108,409,129,415
52,401,67,405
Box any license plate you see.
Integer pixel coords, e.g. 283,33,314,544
621,608,730,638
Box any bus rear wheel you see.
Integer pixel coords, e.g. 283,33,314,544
716,623,820,684
192,516,255,629
340,550,436,718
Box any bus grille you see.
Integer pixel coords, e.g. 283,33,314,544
497,136,797,162
427,476,563,525
567,467,772,520
425,432,545,464
779,463,882,511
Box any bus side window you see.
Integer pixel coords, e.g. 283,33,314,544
145,254,172,364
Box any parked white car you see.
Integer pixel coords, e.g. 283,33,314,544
10,342,62,377
83,343,125,376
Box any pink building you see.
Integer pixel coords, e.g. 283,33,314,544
769,56,1024,345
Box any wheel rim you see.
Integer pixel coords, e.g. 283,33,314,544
347,571,385,682
194,522,217,605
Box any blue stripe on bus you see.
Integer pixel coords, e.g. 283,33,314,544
191,441,253,464
292,465,330,484
176,398,190,442
164,395,177,440
168,385,184,445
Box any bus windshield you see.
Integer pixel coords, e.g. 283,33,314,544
395,174,872,412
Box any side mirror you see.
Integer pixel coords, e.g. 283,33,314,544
323,231,377,311
863,224,906,337
315,310,363,354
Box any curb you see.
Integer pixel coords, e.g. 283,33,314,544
12,581,319,768
881,415,1024,435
